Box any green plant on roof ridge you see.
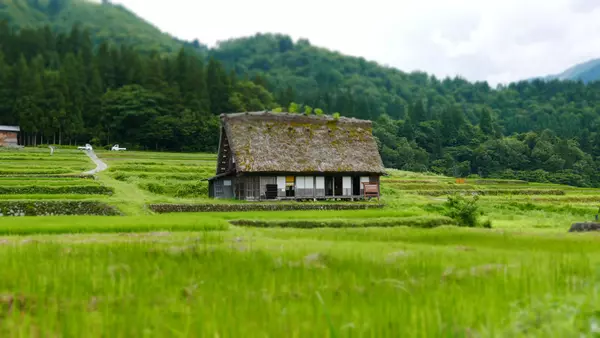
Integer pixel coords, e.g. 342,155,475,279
288,102,299,113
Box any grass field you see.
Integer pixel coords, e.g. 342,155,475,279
1,147,600,336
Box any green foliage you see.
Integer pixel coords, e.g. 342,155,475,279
443,194,487,228
332,112,341,120
288,102,299,113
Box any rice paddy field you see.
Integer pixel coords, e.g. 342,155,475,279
2,147,600,336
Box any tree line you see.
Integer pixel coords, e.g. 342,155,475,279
0,22,274,151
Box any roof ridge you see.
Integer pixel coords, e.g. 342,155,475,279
220,111,372,124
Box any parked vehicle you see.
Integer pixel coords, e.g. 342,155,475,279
77,144,93,151
111,144,127,151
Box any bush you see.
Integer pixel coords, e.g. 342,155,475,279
443,194,489,228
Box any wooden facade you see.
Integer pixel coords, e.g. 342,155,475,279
0,126,19,147
207,112,386,201
209,174,381,201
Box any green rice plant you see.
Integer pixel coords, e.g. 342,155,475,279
0,230,595,336
415,189,566,196
0,214,227,234
0,186,113,195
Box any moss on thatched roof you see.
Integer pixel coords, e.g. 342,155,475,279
221,111,385,174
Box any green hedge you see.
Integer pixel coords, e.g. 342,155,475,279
149,203,385,213
0,186,113,195
415,189,565,196
0,201,121,216
230,216,454,229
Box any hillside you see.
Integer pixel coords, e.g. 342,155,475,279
0,0,199,54
535,58,600,83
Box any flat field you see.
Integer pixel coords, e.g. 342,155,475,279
1,147,600,336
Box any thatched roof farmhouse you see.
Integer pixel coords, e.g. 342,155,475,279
208,112,385,201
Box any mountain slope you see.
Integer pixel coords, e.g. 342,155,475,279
536,58,600,83
0,0,195,54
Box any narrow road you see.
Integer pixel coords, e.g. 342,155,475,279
83,150,108,175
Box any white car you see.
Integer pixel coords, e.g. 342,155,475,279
111,144,127,151
78,144,93,151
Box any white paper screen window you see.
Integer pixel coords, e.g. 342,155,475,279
304,177,314,189
315,177,325,189
343,177,352,190
296,177,305,189
277,177,286,191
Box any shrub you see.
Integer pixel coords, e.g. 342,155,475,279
443,194,489,228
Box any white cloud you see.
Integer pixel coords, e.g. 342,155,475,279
109,0,600,85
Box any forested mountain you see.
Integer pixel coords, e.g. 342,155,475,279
0,23,275,151
4,1,600,187
0,0,201,54
535,58,600,83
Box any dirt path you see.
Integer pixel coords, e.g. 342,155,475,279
83,150,108,175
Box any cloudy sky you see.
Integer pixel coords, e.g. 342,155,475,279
110,0,600,85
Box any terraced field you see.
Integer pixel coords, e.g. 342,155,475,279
0,148,118,216
2,148,600,336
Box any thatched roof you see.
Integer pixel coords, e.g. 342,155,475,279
221,111,385,174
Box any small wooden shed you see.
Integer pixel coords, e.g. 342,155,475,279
207,112,386,201
0,125,20,147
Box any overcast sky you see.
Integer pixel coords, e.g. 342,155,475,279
109,0,600,85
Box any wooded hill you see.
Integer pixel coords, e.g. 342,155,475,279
3,0,600,187
0,0,203,54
